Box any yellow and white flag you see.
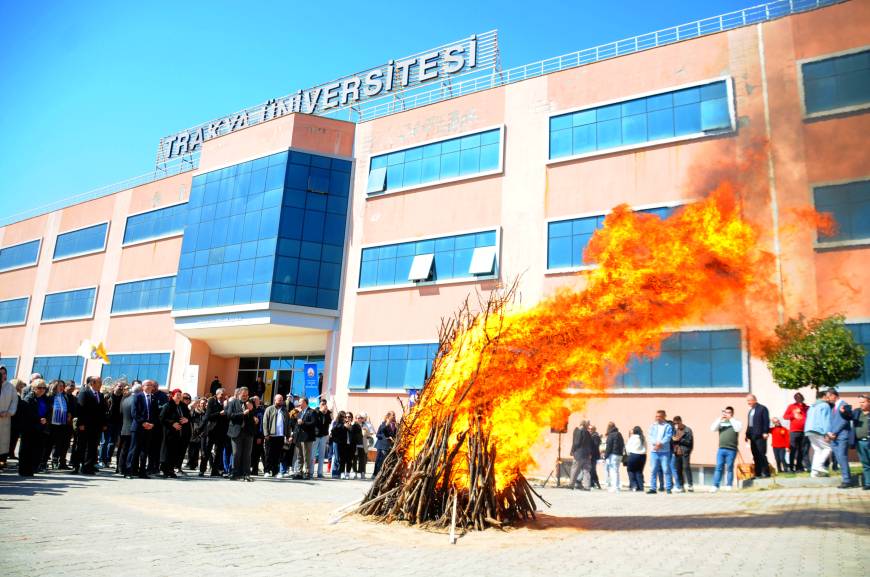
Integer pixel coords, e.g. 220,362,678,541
77,339,111,364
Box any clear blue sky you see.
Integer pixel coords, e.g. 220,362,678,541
0,0,766,221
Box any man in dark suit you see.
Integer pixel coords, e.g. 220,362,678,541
200,389,228,477
745,394,771,479
226,387,257,481
825,388,853,489
570,419,595,490
75,376,108,475
293,398,317,479
116,382,136,476
147,387,169,474
126,379,158,478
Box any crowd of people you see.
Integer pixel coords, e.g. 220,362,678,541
568,391,870,493
0,367,400,482
1,365,867,494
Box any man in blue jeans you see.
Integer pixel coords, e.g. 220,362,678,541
710,406,743,492
647,410,674,494
825,388,853,489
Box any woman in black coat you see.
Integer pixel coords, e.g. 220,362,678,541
330,411,353,479
17,380,50,476
159,390,188,478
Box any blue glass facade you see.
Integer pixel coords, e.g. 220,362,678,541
101,353,171,384
814,180,870,244
844,323,870,388
617,329,743,389
803,50,870,114
0,297,29,326
42,288,96,321
349,343,439,390
112,276,175,314
173,149,350,311
360,230,497,288
550,80,731,159
0,239,40,272
54,223,108,260
367,129,501,194
123,203,187,244
32,355,85,383
548,206,675,269
0,357,18,380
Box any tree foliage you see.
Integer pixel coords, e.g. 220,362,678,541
764,315,865,390
762,314,865,391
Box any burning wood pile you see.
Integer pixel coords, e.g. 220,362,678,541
358,182,779,532
358,283,549,530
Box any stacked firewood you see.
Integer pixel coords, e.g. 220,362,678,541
356,282,548,531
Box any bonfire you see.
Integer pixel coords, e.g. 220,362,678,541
358,182,776,531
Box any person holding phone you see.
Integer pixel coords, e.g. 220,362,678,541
710,406,742,492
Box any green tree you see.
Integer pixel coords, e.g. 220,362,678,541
762,314,865,392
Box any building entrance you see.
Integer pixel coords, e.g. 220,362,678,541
237,355,324,403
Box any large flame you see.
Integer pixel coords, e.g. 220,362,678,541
402,181,778,491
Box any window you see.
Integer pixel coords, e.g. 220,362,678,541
548,206,675,269
237,355,324,398
549,79,732,159
53,223,108,260
616,329,743,389
813,180,870,245
802,49,870,116
123,203,187,245
112,276,175,314
367,128,501,195
843,323,870,388
0,357,18,380
359,230,498,289
349,343,439,390
174,150,350,312
32,355,85,383
101,353,171,385
0,239,40,272
0,297,28,326
42,288,96,321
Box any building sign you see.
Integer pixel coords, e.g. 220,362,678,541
303,363,320,401
157,31,497,163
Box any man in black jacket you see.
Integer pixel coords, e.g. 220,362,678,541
75,376,108,475
292,398,317,479
746,394,771,479
226,387,257,481
200,389,228,477
147,387,169,474
671,416,694,492
314,399,332,478
570,419,595,491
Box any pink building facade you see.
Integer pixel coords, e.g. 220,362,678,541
1,0,867,474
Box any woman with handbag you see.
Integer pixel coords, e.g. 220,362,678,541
625,426,647,491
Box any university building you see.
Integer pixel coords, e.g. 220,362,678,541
0,0,867,470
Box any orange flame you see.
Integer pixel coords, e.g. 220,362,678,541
403,181,782,492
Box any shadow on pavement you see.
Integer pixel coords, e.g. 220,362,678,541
0,463,121,499
526,509,870,534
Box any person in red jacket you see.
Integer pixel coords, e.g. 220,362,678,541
783,392,809,472
770,417,790,473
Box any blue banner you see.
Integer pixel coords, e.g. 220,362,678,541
303,363,320,401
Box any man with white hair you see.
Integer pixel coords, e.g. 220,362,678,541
745,394,771,479
127,380,158,478
262,394,289,478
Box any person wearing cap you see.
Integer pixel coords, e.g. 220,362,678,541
17,379,50,476
769,418,790,473
782,392,809,472
0,365,19,468
159,389,189,478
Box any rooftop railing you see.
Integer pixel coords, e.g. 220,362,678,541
349,0,845,122
0,0,845,228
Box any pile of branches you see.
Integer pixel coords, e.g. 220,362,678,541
356,281,548,531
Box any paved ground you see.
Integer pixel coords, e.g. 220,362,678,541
1,465,868,577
